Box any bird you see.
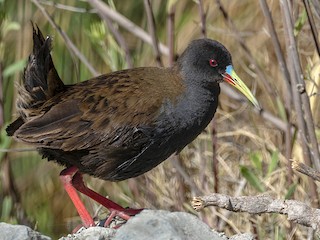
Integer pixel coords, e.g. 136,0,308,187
6,25,259,228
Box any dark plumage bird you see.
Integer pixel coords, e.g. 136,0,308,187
6,26,259,228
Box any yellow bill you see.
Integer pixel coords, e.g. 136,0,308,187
222,65,260,109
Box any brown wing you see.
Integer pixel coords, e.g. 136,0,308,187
13,67,184,152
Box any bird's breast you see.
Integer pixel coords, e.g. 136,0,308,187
155,85,220,152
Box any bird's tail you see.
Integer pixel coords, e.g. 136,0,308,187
16,24,65,119
6,25,64,136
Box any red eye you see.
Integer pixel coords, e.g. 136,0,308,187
209,59,218,67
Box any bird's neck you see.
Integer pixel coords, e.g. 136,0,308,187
162,65,220,130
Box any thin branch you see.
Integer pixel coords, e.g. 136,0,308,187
0,62,3,128
280,2,319,212
259,0,292,105
192,193,320,230
292,160,320,182
171,155,203,196
87,0,169,56
281,0,320,172
93,4,133,68
311,0,320,19
198,0,207,38
0,148,37,152
105,18,133,68
217,179,246,231
210,120,218,194
215,0,276,100
30,0,100,76
259,0,294,189
220,84,294,133
167,2,176,67
143,0,163,67
39,0,97,13
1,155,32,226
303,0,320,58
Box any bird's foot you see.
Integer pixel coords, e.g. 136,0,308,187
102,208,143,227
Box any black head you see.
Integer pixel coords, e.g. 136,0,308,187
177,38,260,108
177,38,232,86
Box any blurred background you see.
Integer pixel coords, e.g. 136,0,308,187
1,0,320,239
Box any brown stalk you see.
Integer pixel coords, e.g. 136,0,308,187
281,1,320,171
303,0,320,58
0,62,3,128
215,0,276,99
197,0,207,38
195,0,216,193
217,179,246,231
167,2,176,67
87,0,169,56
197,0,219,225
258,0,294,186
171,155,202,196
39,0,97,13
1,155,32,226
292,160,320,182
92,4,133,68
311,0,320,18
281,0,319,206
143,0,163,67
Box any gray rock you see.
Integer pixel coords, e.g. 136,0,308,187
1,210,254,240
59,226,116,240
114,210,225,240
229,233,255,240
0,222,51,240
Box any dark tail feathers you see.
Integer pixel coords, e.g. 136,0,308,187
6,24,64,136
17,24,64,115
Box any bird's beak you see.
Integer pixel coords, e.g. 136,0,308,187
222,65,260,109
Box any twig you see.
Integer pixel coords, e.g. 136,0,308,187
292,160,320,182
143,0,163,67
217,179,246,231
171,155,203,196
210,120,218,194
220,84,294,133
281,0,320,172
192,193,320,230
215,0,276,99
30,0,100,76
39,0,97,13
303,0,320,58
259,0,294,189
281,1,319,214
259,0,292,105
0,62,3,128
87,0,169,56
282,1,320,171
0,148,37,152
92,3,133,68
167,2,176,67
197,0,206,38
311,0,320,19
1,155,32,226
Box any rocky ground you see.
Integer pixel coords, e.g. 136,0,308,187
0,210,254,240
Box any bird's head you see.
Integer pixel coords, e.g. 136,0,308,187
178,38,259,109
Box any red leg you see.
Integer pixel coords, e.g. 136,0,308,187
72,172,142,215
60,166,143,228
59,167,95,228
71,171,142,226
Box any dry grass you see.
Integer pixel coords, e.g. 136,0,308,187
1,0,320,239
